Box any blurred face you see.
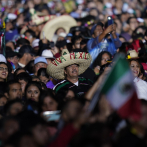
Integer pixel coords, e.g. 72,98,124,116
129,18,138,31
42,96,58,111
64,90,75,101
0,64,8,81
7,56,19,67
64,64,79,79
8,83,22,100
101,53,111,66
32,124,49,146
56,28,66,35
25,32,33,44
130,60,140,77
0,97,7,106
19,80,28,95
26,85,40,102
8,102,23,116
39,76,49,84
73,39,81,49
35,63,47,75
93,25,103,38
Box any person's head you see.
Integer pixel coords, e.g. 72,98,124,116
6,41,15,51
19,45,34,65
25,81,42,102
39,90,58,112
0,94,7,107
31,75,40,82
34,57,48,75
25,60,35,74
14,68,26,78
5,80,22,100
16,38,30,49
16,72,32,95
25,29,36,44
127,17,139,31
91,22,104,38
56,39,67,51
41,50,54,65
93,51,112,68
37,68,49,84
71,36,81,49
0,62,9,82
4,99,23,116
55,27,66,35
64,64,79,80
129,59,141,77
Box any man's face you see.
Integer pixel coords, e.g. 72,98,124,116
19,79,28,95
8,102,23,116
7,56,19,67
34,62,47,75
7,83,22,100
26,53,33,63
64,64,79,78
73,39,81,49
129,18,138,31
93,25,103,37
25,32,33,44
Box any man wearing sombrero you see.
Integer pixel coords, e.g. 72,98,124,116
47,49,93,97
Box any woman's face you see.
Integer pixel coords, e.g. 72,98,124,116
42,96,58,112
26,85,40,102
101,53,110,66
130,60,140,77
0,64,8,81
39,75,49,84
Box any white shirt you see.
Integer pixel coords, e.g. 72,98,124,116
134,77,147,100
18,62,25,68
74,81,79,86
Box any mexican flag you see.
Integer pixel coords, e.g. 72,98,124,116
100,54,141,120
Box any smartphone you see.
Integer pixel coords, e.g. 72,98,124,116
107,16,113,26
42,111,61,122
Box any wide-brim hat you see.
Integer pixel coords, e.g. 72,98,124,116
126,50,139,60
47,49,92,80
40,15,77,41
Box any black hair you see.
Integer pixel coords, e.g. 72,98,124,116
93,51,112,68
25,81,42,99
37,68,49,78
118,42,129,54
14,68,26,78
31,75,40,81
39,90,58,113
55,27,66,35
39,81,47,90
66,43,73,53
15,72,32,83
24,29,36,38
3,99,23,116
71,36,81,45
16,38,30,48
127,16,137,24
5,80,20,94
25,60,35,74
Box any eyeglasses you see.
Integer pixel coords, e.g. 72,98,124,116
0,67,8,71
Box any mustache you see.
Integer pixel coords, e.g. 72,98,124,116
72,69,77,73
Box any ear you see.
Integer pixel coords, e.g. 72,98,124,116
92,34,95,38
64,69,67,75
4,92,9,99
72,45,75,49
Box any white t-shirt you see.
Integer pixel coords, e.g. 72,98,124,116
134,77,147,100
74,81,79,86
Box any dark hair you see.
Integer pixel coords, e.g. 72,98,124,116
93,51,112,68
71,36,81,45
31,75,40,81
37,68,49,78
14,68,26,78
25,81,42,98
15,72,32,83
55,27,66,35
127,17,137,24
39,82,47,90
24,29,36,38
25,60,34,74
5,80,20,94
16,38,30,48
3,99,23,116
39,90,58,113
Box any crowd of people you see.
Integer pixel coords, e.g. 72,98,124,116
0,0,147,147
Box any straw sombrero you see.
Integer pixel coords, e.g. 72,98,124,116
126,50,139,59
40,15,77,41
47,49,92,80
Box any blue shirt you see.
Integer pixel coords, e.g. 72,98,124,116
87,34,122,66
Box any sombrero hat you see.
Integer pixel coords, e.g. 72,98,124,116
126,50,139,59
47,49,92,80
40,15,77,41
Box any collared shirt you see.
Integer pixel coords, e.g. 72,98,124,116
87,34,122,66
134,77,147,100
53,77,93,97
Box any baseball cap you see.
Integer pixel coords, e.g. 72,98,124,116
34,57,48,65
32,39,40,48
19,45,35,57
41,50,54,59
0,54,7,63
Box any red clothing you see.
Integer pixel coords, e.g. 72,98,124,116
49,124,79,147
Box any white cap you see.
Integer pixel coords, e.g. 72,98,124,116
41,50,54,59
32,39,40,48
0,54,7,63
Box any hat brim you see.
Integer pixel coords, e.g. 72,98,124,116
47,52,92,80
40,15,77,41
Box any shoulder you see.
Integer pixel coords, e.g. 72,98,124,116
135,78,147,86
79,77,93,84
